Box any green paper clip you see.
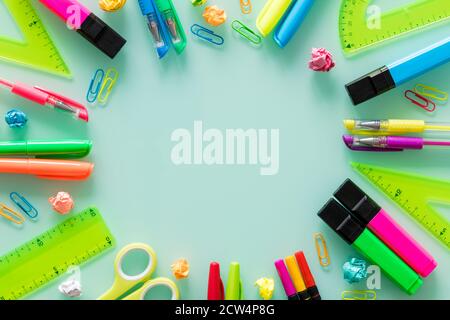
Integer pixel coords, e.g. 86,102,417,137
232,20,262,45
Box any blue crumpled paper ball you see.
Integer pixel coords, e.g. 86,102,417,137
5,109,28,128
343,258,368,283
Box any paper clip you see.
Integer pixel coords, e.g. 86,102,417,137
86,69,105,103
232,20,262,45
98,68,119,105
0,203,25,225
10,192,38,219
190,24,224,46
405,90,436,112
314,232,330,267
414,84,448,102
240,0,252,14
342,290,377,300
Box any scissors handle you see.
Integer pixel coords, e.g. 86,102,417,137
123,277,180,300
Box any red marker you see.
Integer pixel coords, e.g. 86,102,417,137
207,262,224,300
294,251,321,300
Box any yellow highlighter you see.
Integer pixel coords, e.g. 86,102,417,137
256,0,293,37
343,119,450,135
284,255,311,300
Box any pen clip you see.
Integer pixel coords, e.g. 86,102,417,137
34,86,89,122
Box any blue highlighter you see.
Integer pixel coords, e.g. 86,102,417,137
274,0,314,48
346,37,450,105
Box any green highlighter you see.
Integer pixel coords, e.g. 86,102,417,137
225,262,244,300
0,140,92,158
155,0,187,54
318,199,422,295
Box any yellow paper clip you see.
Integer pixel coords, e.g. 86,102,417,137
0,203,25,225
314,232,330,267
414,84,448,102
232,20,262,45
240,0,252,14
342,290,377,300
98,68,119,105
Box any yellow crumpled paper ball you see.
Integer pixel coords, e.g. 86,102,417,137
202,5,227,27
255,277,275,300
99,0,127,12
171,258,190,279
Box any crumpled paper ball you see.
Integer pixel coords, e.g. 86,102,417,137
171,258,190,279
59,279,82,298
255,277,274,300
308,48,336,72
5,109,27,128
203,5,227,26
343,258,368,283
99,0,127,12
49,192,75,215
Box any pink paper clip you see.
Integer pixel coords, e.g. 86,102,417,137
405,90,436,112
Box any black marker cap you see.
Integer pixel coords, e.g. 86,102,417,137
78,13,126,59
317,199,364,244
333,179,381,225
298,290,312,301
306,286,321,300
345,66,395,105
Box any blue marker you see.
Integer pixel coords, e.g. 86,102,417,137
346,37,450,105
138,0,170,59
274,0,314,48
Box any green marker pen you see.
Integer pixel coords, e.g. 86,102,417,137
0,140,92,158
154,0,187,54
318,199,422,295
225,262,244,300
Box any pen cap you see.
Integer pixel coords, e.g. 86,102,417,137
39,0,91,23
77,13,126,59
256,0,293,37
225,262,243,300
345,66,396,105
207,262,224,300
11,83,49,105
333,179,381,225
317,199,364,244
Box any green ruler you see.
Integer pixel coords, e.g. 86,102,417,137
0,0,71,77
0,207,115,300
353,162,450,249
339,0,450,54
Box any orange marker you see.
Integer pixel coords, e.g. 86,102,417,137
284,255,311,300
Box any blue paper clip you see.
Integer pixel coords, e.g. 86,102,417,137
190,24,224,46
9,192,38,219
86,69,105,103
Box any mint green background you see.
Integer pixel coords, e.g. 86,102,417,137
0,0,449,300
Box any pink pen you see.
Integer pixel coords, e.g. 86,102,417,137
274,259,300,300
0,78,88,122
343,135,450,152
39,0,126,58
334,179,437,277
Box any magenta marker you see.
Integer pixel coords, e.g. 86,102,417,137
334,179,437,277
274,259,300,300
39,0,126,58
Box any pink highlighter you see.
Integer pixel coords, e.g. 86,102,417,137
39,0,126,58
334,179,437,277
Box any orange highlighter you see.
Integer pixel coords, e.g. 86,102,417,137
284,255,311,300
0,158,94,180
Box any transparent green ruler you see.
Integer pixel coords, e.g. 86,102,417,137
0,0,71,77
0,207,115,300
353,162,450,249
339,0,450,54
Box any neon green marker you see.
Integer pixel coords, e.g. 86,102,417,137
318,199,422,295
225,262,244,300
154,0,187,54
0,140,92,158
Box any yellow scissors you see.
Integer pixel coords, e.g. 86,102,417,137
98,243,180,300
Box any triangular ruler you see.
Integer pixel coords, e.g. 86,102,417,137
339,0,450,54
352,162,450,249
0,0,71,77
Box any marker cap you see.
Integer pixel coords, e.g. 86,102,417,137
345,66,395,105
294,251,321,300
333,179,381,225
207,262,224,300
317,199,364,244
225,262,243,300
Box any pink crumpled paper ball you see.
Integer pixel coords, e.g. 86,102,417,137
308,48,336,72
49,191,75,215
